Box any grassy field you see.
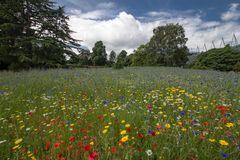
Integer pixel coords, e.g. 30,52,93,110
0,67,239,160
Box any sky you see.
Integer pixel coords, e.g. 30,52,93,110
55,0,240,53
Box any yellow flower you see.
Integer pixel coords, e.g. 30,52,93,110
105,125,109,129
90,141,94,145
219,140,229,146
102,129,108,134
108,122,112,125
208,139,216,142
15,138,23,145
120,130,127,135
70,124,74,127
226,122,234,128
120,135,129,142
12,145,20,150
181,127,187,132
125,124,130,128
178,107,183,111
121,120,125,124
165,123,171,128
31,156,36,160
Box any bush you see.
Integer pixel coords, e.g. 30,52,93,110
113,62,124,69
190,45,240,71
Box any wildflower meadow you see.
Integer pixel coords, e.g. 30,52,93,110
0,67,239,160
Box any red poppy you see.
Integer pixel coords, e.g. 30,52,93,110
127,127,131,132
53,142,61,149
69,136,75,142
138,133,144,139
45,141,51,150
89,152,97,158
111,146,117,154
84,145,91,151
216,105,229,114
97,115,103,119
27,112,32,116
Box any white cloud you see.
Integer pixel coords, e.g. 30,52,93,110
221,3,240,21
69,6,240,54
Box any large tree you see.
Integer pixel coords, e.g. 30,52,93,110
0,0,78,69
132,24,189,66
91,41,107,66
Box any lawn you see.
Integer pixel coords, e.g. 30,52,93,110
0,67,239,160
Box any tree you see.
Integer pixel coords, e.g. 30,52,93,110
91,41,107,66
113,50,127,69
117,50,127,65
131,24,189,66
148,23,189,66
109,50,116,66
0,0,78,70
190,45,240,71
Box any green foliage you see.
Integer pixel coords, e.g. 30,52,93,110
131,24,189,66
108,50,116,66
0,0,78,70
113,50,128,69
91,41,107,66
190,45,240,71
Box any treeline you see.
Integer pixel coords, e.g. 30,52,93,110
67,24,190,69
0,0,190,70
190,45,240,72
2,1,238,71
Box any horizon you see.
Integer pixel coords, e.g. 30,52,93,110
55,0,240,53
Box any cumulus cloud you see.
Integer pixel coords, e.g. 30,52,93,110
221,3,240,21
68,4,240,53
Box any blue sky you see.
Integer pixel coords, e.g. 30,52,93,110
55,0,240,53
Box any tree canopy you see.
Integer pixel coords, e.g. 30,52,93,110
0,0,78,70
132,24,189,67
190,45,240,71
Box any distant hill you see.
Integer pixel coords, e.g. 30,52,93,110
190,45,240,71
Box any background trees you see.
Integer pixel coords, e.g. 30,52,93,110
132,24,189,67
91,41,107,66
0,0,78,70
190,45,240,71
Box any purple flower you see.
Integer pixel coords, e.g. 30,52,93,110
221,153,229,158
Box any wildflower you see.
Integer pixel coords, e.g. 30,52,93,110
226,122,234,128
125,124,130,128
219,140,229,146
181,127,187,132
15,138,23,145
89,152,97,160
121,120,125,124
97,115,103,119
102,129,108,134
120,130,127,135
138,133,144,139
120,135,129,143
104,125,109,129
221,152,229,158
44,141,51,150
53,142,61,149
0,140,7,144
165,123,171,128
84,145,91,151
111,146,117,154
69,136,75,142
90,141,94,145
208,139,216,142
12,145,20,150
146,149,153,156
